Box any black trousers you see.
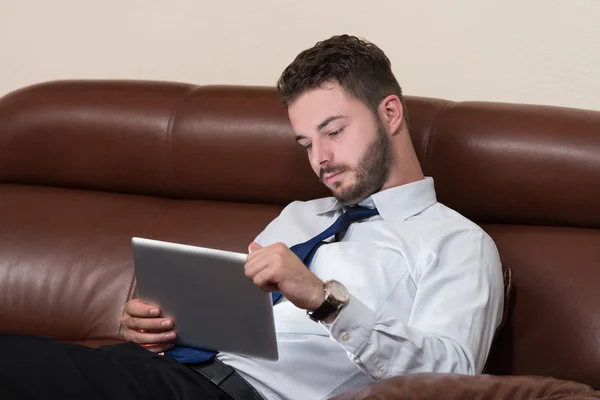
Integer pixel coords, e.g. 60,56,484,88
0,334,234,400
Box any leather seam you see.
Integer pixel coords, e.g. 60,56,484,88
147,199,172,240
164,85,201,198
423,101,455,171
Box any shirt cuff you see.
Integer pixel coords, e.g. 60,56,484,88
326,294,376,355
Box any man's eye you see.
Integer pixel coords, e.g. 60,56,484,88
329,128,343,137
304,143,312,150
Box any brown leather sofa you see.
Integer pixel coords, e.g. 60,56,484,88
1,80,599,399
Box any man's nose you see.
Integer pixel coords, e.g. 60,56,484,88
312,141,332,166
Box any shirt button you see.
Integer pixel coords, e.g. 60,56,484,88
341,332,350,342
376,369,384,378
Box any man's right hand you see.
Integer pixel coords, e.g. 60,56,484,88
120,299,176,353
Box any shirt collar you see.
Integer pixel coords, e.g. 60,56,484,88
316,177,438,221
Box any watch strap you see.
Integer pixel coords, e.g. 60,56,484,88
307,298,339,322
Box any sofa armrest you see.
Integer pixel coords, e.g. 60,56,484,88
331,373,600,400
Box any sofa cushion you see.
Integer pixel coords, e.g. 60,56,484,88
330,373,600,400
0,184,280,341
482,225,600,388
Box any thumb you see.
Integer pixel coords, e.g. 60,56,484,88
248,242,263,254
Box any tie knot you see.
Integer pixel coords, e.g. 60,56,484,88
344,206,379,222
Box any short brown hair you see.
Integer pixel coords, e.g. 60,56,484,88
276,34,409,126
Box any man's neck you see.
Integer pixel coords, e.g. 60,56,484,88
380,131,425,191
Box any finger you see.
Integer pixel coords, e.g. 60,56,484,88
247,241,287,259
248,242,262,254
245,250,278,280
248,243,290,272
252,267,280,292
140,343,173,354
244,259,264,280
247,242,286,267
125,299,161,318
123,316,173,332
124,328,176,345
245,244,268,264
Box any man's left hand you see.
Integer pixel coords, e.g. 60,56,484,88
245,242,324,311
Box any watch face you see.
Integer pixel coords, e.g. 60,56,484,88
328,280,350,303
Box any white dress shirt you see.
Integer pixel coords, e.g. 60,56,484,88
217,177,504,400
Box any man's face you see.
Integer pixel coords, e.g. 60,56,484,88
288,82,392,205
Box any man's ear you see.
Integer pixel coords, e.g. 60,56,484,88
378,95,404,136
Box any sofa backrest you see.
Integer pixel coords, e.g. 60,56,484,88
1,81,599,387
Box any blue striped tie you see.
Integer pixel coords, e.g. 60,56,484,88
166,206,379,363
270,206,379,303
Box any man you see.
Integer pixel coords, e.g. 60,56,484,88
1,35,503,400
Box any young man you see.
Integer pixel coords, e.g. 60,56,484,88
1,35,503,400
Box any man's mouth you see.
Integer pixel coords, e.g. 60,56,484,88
323,170,345,184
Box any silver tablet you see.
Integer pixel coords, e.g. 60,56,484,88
131,237,278,360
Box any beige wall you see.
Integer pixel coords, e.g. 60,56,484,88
1,0,600,110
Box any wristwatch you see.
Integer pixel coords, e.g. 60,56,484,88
307,280,350,322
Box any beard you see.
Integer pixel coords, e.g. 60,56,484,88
319,121,393,205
